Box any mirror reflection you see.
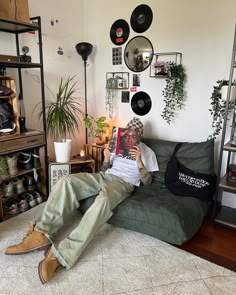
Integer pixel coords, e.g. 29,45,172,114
124,36,153,72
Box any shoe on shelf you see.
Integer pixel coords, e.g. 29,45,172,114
15,196,29,212
2,181,15,197
23,175,36,191
32,147,41,169
3,202,19,215
35,173,42,192
17,150,33,170
12,177,26,194
0,156,9,180
5,221,51,255
31,191,43,204
7,154,18,176
22,192,37,208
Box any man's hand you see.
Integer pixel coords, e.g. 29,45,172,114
103,146,111,163
129,146,143,167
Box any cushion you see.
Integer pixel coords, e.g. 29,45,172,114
79,138,214,245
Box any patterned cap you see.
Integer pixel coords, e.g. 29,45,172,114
126,117,143,136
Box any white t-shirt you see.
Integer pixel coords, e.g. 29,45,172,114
105,142,159,186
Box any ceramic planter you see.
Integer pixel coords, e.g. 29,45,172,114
54,139,72,162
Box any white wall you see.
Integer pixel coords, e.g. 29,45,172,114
0,0,86,157
1,0,236,206
82,0,236,207
83,0,235,140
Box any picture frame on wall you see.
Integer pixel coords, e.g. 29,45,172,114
121,91,130,103
133,74,140,86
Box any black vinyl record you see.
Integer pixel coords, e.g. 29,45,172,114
130,4,153,33
131,91,152,116
110,19,130,46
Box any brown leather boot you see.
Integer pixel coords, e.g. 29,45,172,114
38,248,61,284
5,222,51,255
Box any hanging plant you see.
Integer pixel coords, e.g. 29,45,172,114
106,77,117,119
105,88,114,119
161,62,187,124
208,80,235,140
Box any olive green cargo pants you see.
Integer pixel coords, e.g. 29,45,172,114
35,172,134,269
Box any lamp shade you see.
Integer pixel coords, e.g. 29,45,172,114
75,42,93,61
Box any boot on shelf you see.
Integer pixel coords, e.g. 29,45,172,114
32,147,41,169
23,175,36,191
7,154,18,176
17,150,32,170
12,177,26,194
0,156,9,180
2,180,14,197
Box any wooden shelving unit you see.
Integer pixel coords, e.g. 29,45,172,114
0,17,48,221
213,24,236,229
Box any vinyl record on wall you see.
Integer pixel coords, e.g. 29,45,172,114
130,4,153,33
110,19,130,46
131,91,152,116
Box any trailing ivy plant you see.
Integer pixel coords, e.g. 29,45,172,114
208,80,227,140
161,62,186,124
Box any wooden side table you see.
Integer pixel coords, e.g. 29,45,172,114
84,144,105,171
69,156,95,174
49,156,95,175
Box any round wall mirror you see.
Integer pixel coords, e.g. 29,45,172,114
124,36,153,72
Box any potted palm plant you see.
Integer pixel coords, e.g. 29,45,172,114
36,76,83,162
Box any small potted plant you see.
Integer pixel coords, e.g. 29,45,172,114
84,115,109,144
152,60,167,76
35,76,83,162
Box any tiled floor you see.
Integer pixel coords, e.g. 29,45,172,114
0,203,235,294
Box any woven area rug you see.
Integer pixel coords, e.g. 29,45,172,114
0,203,235,295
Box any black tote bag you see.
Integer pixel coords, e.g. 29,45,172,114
165,143,217,201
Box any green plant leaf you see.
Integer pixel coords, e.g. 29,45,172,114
34,76,83,140
161,63,186,124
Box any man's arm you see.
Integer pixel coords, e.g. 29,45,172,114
99,147,112,172
138,167,153,186
129,146,153,186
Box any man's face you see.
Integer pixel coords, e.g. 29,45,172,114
123,129,139,150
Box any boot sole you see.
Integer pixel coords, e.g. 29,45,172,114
38,260,47,284
38,258,61,284
5,243,51,255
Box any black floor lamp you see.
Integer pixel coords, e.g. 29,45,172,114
75,42,93,144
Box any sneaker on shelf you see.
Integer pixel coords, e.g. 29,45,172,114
22,192,37,208
34,171,42,192
7,154,18,176
0,156,9,180
2,181,15,197
23,175,36,191
12,177,26,194
31,147,41,169
3,202,19,215
31,191,43,204
17,150,33,170
16,196,29,212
